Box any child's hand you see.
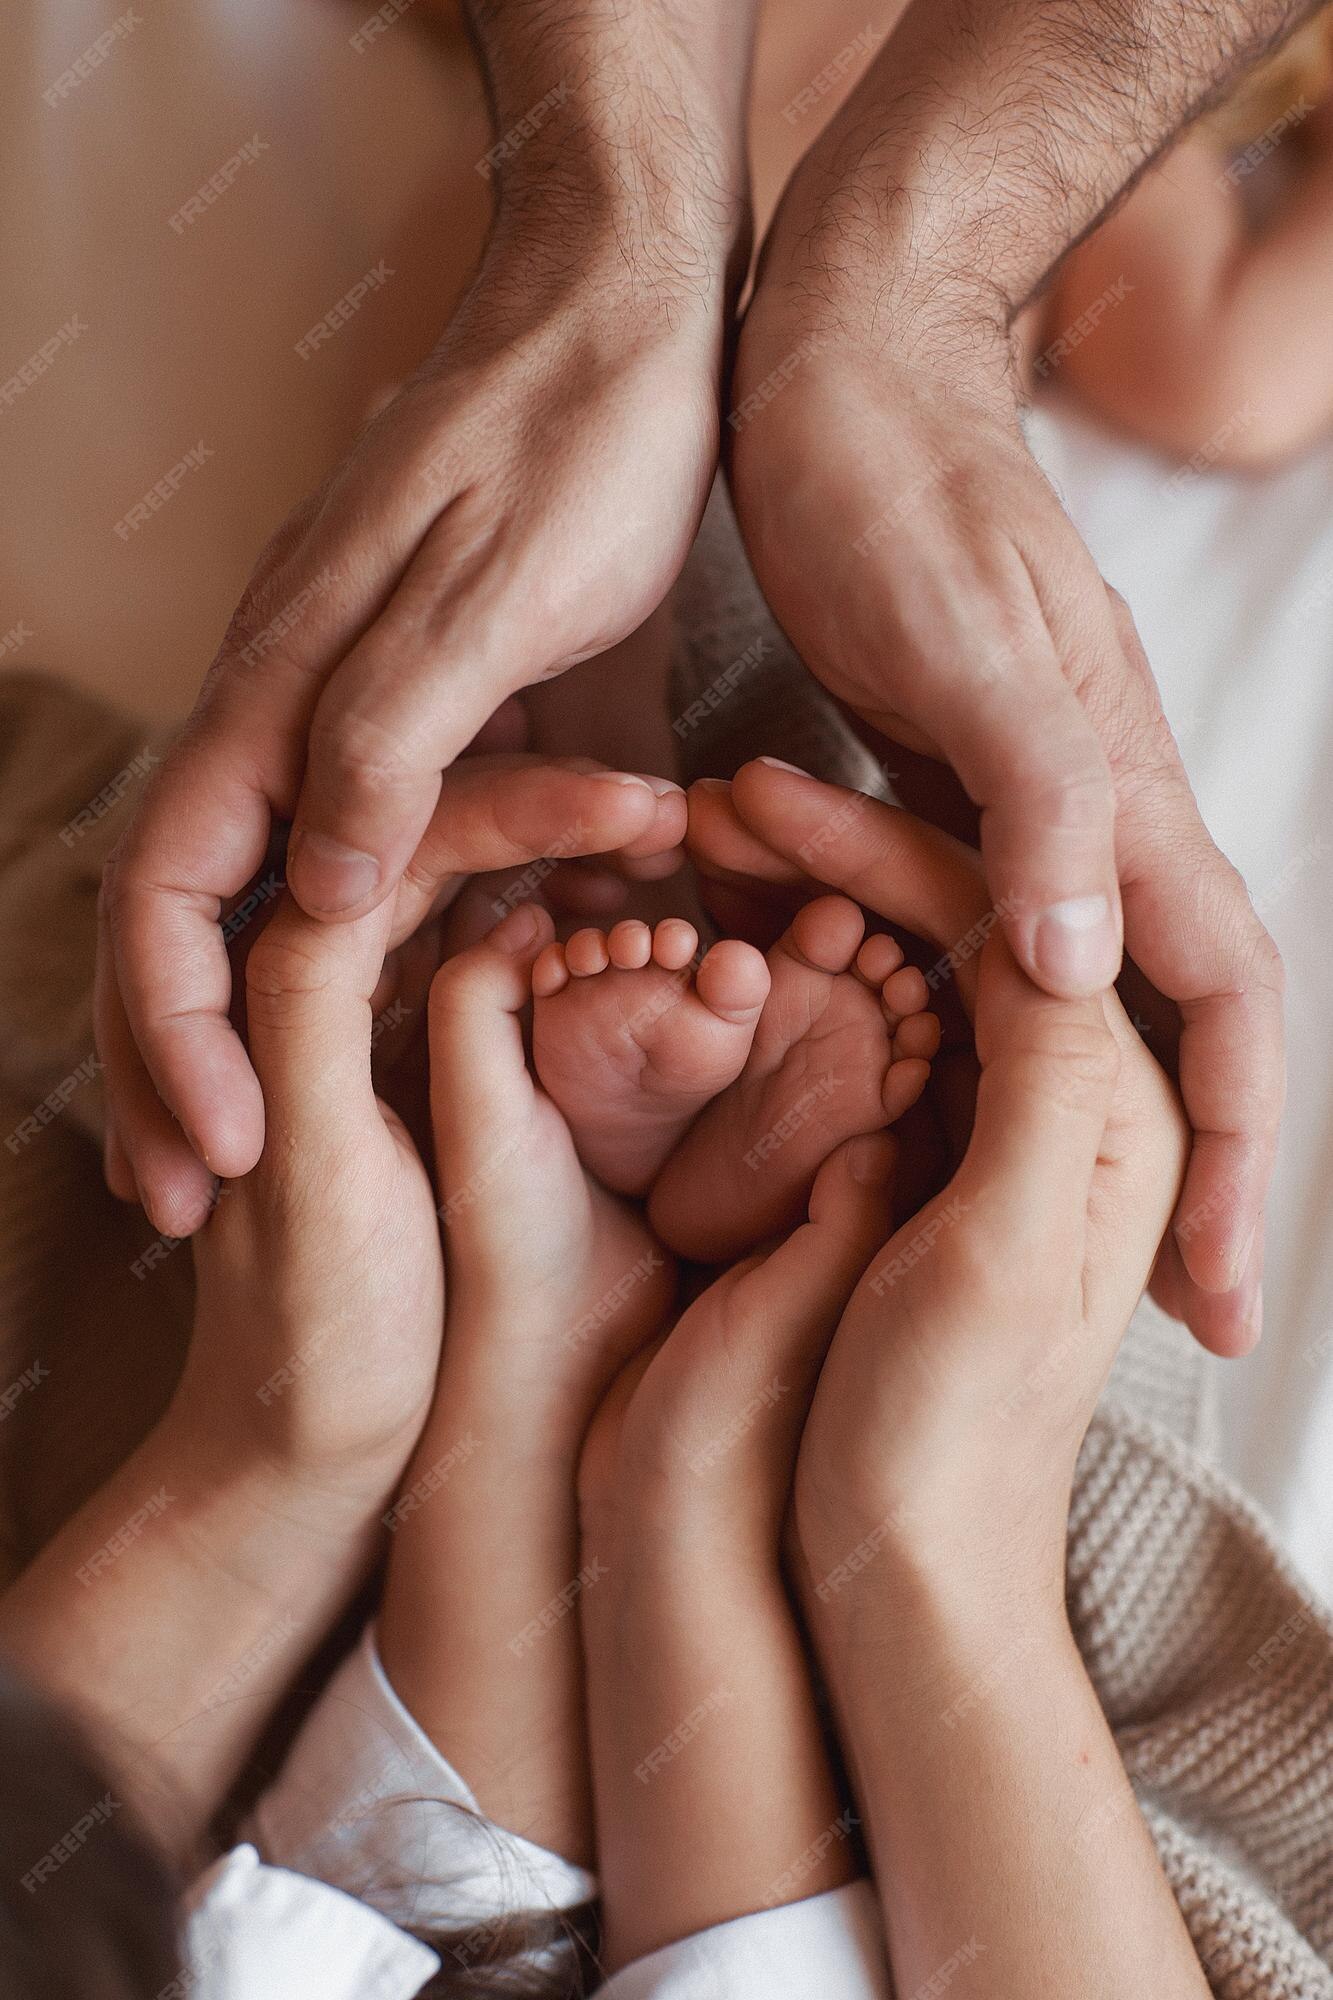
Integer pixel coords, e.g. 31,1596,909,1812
577,1141,892,1969
178,894,445,1511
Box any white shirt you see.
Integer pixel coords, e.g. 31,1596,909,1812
182,1626,889,2000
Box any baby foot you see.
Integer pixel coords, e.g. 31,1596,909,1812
649,896,939,1262
428,902,676,1449
530,919,772,1196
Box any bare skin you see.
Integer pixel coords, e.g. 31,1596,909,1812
649,894,938,1261
1038,96,1333,465
99,0,1290,1378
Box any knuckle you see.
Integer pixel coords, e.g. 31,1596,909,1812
246,923,334,1007
426,953,470,1022
310,707,418,796
1013,1015,1119,1104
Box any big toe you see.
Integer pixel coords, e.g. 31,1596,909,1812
696,938,771,1025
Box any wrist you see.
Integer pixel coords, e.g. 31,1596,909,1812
425,1341,597,1483
470,10,752,321
796,1457,1071,1644
800,1508,1073,1734
148,1403,389,1601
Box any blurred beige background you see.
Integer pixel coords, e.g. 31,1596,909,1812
2,0,889,725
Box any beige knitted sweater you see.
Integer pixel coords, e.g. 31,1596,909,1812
2,550,1332,1992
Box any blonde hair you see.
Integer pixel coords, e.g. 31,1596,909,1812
1202,7,1333,147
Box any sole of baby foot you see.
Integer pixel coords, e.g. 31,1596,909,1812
428,903,677,1449
649,895,939,1262
530,917,771,1196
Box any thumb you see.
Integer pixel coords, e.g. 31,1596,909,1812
242,892,396,1156
955,933,1119,1251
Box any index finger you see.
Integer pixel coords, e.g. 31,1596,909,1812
727,760,992,1002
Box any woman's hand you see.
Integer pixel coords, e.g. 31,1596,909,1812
686,764,1207,1998
792,935,1208,2000
797,931,1186,1589
178,891,446,1508
0,893,451,1860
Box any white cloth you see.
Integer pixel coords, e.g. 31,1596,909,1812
183,1845,439,2000
597,1882,889,2000
245,1625,594,1936
179,1626,890,1998
1026,397,1333,1608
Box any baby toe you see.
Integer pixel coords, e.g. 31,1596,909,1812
855,932,904,986
531,940,571,999
881,963,929,1025
565,927,611,977
652,918,699,973
608,919,653,970
696,939,772,1025
787,895,866,974
893,1010,942,1062
882,1056,932,1122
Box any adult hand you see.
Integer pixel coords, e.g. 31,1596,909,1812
98,0,756,1230
787,905,1206,2000
0,892,455,1855
729,0,1299,1349
183,890,445,1506
98,753,685,1235
730,330,1280,1355
688,760,1265,1358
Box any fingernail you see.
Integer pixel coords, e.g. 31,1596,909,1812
289,830,381,914
756,757,811,777
489,902,540,952
592,773,656,796
692,776,730,793
848,1133,895,1185
635,774,685,798
1034,895,1118,992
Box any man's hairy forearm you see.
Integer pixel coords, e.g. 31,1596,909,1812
464,0,759,285
769,0,1322,342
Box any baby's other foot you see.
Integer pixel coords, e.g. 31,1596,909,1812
531,919,771,1195
649,896,939,1262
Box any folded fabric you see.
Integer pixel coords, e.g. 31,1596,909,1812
183,1844,440,2000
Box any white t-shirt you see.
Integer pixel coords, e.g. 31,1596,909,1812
180,1626,890,2000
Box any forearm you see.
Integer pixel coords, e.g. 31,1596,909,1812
0,1415,379,1867
464,0,758,300
765,0,1322,350
587,1521,853,1972
805,1540,1210,1999
378,1372,593,1866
